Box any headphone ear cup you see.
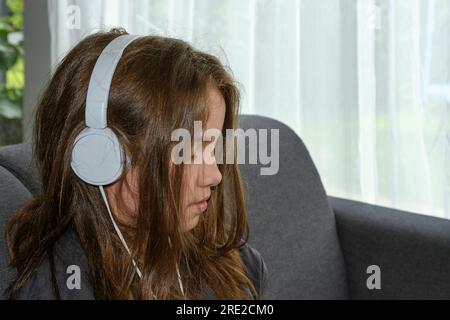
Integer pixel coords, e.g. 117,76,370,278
71,127,125,186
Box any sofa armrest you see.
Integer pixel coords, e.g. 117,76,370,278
329,196,450,299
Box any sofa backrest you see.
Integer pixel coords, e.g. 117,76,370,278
238,115,348,299
0,142,39,299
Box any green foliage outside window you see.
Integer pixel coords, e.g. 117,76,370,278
0,0,23,146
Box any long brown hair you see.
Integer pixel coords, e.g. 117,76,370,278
5,28,258,299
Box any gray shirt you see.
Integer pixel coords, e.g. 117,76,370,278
14,227,269,300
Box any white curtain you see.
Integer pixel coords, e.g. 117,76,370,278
47,0,450,219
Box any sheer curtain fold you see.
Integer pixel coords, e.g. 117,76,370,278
47,0,449,218
357,0,378,204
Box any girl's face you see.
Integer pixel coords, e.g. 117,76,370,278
181,86,225,231
107,86,225,232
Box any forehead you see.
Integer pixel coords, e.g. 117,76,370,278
203,85,225,132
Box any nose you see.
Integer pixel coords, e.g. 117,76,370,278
200,162,222,188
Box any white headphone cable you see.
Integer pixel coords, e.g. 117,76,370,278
99,185,185,298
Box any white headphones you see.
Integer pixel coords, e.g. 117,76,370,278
70,34,185,297
70,34,140,186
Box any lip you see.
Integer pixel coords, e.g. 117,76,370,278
192,200,208,213
189,195,210,213
197,195,210,203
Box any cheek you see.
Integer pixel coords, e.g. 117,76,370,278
181,165,197,206
180,166,203,232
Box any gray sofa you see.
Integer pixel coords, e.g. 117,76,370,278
1,114,450,299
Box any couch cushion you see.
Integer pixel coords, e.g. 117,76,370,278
0,166,33,298
0,143,41,196
239,115,348,299
0,144,40,299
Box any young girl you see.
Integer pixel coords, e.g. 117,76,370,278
5,28,268,300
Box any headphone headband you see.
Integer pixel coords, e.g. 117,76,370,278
85,34,141,129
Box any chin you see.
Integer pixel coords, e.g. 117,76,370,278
184,215,200,232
